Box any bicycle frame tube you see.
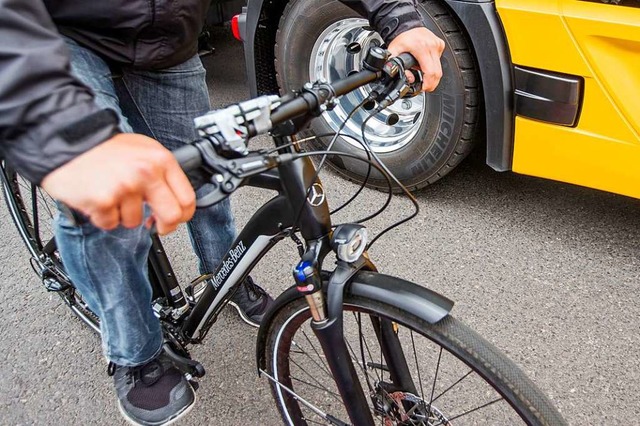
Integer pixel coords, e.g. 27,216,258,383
148,234,189,313
181,154,331,341
176,138,382,422
181,193,290,341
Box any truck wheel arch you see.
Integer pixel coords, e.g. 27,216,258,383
242,0,515,173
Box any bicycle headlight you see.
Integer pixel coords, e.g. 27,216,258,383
331,224,368,263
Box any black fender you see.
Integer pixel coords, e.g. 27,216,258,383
256,270,454,371
241,0,515,172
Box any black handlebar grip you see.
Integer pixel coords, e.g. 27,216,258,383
174,144,203,172
397,52,418,70
173,143,207,189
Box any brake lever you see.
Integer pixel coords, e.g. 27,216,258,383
371,56,423,111
192,139,241,208
374,78,415,111
194,151,283,208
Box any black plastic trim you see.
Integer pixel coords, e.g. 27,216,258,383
444,0,514,171
514,66,583,127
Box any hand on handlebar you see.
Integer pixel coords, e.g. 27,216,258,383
41,134,196,235
388,27,446,92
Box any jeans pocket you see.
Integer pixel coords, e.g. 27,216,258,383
54,202,100,236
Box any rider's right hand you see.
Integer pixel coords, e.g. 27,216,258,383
387,27,446,93
41,134,196,235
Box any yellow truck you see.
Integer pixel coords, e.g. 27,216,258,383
238,0,640,198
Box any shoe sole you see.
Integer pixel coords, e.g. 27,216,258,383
118,381,197,426
227,301,260,328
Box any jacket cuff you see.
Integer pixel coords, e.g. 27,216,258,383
375,3,424,42
4,104,120,184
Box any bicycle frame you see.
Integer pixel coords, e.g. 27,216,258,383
146,135,401,425
0,104,453,426
167,140,324,338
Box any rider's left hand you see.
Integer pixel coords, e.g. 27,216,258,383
388,27,446,93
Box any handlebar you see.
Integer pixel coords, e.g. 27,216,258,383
174,49,419,183
174,144,202,172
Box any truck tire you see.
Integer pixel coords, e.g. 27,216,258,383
275,0,480,191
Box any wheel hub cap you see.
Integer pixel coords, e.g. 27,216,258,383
309,18,426,153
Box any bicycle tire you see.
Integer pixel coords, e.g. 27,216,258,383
263,289,566,426
1,164,100,333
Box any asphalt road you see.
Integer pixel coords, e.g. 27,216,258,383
1,28,639,425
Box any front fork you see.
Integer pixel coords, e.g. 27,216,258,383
294,253,376,425
294,243,421,425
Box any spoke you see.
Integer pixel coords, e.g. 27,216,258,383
432,397,504,425
299,329,333,377
431,370,474,403
301,415,328,425
410,329,426,403
259,369,341,425
289,358,343,403
353,312,381,382
290,376,343,402
17,179,31,192
349,313,377,390
37,187,55,219
427,347,443,414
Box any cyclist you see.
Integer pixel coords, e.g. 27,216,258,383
0,0,445,424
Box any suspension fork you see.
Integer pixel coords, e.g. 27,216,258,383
294,252,377,426
275,135,376,423
296,255,421,421
371,317,419,395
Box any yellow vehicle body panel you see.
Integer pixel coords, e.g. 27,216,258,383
496,0,640,199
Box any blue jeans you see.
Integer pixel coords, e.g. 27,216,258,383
55,38,236,366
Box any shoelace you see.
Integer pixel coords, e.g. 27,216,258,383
107,360,165,387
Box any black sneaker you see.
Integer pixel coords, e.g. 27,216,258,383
108,352,196,426
228,276,274,327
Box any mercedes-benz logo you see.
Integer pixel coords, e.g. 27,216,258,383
307,183,326,207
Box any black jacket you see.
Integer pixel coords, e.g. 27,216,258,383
0,0,423,184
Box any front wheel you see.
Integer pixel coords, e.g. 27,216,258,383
263,291,565,425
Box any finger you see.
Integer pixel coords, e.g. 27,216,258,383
387,44,403,58
405,70,415,84
164,159,197,222
119,194,145,228
143,179,185,235
88,206,121,231
419,52,443,92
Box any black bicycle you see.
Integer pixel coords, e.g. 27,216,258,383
1,48,566,426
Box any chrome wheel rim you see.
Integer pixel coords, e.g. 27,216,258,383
309,18,426,153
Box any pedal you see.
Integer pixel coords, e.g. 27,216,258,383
162,343,206,379
39,267,69,292
43,276,66,292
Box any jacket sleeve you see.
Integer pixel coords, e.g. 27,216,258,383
0,0,119,184
340,0,424,42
